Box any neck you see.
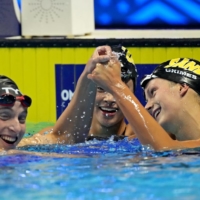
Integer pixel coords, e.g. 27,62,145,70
175,102,200,141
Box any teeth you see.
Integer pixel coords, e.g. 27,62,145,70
101,107,117,112
1,136,16,142
154,109,160,118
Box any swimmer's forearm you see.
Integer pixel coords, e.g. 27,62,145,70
52,47,111,144
168,139,200,150
109,80,176,151
18,130,55,146
52,73,96,144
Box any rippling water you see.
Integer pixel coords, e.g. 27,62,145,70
1,136,200,200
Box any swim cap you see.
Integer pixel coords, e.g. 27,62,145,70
111,45,137,87
140,58,200,95
0,75,23,97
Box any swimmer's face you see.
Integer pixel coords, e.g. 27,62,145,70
144,78,182,134
0,101,27,150
94,79,134,128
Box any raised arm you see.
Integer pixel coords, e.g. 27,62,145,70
18,46,111,147
87,47,200,151
18,75,96,146
51,46,112,144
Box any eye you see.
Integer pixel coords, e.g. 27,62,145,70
97,87,105,93
0,113,10,121
19,115,27,124
19,112,27,124
150,88,156,96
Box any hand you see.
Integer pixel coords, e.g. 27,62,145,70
83,46,112,75
87,53,122,93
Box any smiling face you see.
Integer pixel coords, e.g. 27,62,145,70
93,79,134,129
0,101,27,150
144,78,182,134
94,87,124,128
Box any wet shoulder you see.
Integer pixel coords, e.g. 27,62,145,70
125,124,136,138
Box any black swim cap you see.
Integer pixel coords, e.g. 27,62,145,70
0,75,23,97
111,45,137,87
141,58,200,95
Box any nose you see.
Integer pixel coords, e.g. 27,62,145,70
103,92,116,104
145,100,153,112
8,118,22,133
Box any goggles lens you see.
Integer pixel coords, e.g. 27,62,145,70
0,94,32,107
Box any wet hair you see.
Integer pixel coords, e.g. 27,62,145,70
111,45,137,90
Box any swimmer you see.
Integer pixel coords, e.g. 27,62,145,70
140,57,200,149
87,46,200,150
0,75,36,150
51,45,138,143
0,75,64,150
0,75,32,150
87,45,137,141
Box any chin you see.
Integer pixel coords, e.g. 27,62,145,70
101,121,116,128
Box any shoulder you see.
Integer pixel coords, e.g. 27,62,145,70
18,126,55,147
37,126,54,135
125,124,136,138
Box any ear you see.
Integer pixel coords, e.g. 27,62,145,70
179,83,189,97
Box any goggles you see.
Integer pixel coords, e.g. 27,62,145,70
140,74,158,89
0,94,32,107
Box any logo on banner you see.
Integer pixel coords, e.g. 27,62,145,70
61,89,74,107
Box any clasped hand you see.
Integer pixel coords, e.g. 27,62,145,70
87,46,122,93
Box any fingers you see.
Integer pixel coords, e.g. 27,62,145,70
87,63,103,81
89,60,118,79
87,70,99,82
91,56,110,65
96,46,112,56
92,46,112,63
97,46,109,56
85,46,111,73
87,73,94,81
86,45,116,76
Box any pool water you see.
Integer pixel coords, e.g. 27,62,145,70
1,123,200,200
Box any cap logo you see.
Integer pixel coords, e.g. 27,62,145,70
164,58,200,75
165,68,197,79
121,46,135,65
2,87,20,94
